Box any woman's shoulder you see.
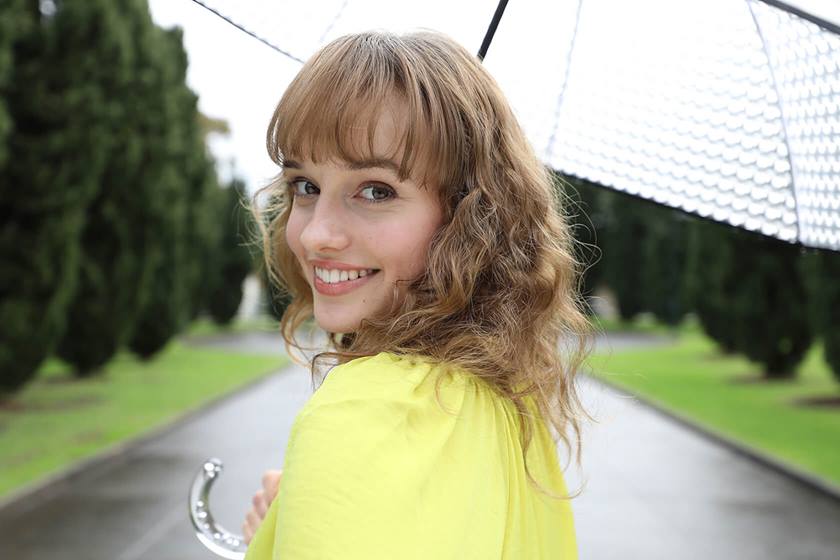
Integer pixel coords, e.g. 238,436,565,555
287,352,521,459
301,351,490,415
265,354,521,560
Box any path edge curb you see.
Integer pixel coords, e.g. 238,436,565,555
0,361,292,514
586,372,840,504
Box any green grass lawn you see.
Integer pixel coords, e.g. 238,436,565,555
590,312,682,336
184,315,281,337
0,337,286,502
587,330,840,487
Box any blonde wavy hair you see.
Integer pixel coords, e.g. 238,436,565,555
254,30,594,500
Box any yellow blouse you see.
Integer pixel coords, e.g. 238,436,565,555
244,352,577,560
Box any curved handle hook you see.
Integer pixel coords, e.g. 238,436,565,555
188,458,247,560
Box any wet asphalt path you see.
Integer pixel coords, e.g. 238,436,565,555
1,331,839,559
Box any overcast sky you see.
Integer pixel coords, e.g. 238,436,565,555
148,0,303,193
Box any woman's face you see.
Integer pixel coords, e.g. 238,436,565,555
284,103,444,334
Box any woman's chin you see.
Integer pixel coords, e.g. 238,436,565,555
313,313,361,336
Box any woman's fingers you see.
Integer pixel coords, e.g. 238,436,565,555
252,489,268,517
243,469,284,545
262,469,283,501
242,508,261,544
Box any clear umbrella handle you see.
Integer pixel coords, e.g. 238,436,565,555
188,458,247,560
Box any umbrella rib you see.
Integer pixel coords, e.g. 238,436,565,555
756,0,840,36
186,0,305,64
319,0,350,44
745,0,802,244
544,0,584,163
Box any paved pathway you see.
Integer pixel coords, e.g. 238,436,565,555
1,332,839,559
568,374,840,559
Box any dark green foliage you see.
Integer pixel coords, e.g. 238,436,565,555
207,178,255,325
128,214,184,360
731,232,812,378
688,221,812,378
128,28,198,359
57,0,182,375
127,186,187,359
0,0,24,168
642,210,690,326
600,191,652,321
824,267,840,383
182,137,224,321
0,1,125,392
800,249,840,383
685,220,740,353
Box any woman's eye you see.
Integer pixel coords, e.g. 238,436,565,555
359,184,395,203
290,179,318,197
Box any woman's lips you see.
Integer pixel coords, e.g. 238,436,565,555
313,269,380,296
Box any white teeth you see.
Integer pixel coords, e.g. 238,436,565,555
315,267,377,284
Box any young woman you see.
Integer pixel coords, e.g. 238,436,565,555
242,30,592,559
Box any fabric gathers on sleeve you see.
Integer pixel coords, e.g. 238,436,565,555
244,352,577,560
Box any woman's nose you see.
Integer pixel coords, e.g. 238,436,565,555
298,199,351,253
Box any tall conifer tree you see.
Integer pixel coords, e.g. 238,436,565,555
642,209,690,326
129,27,196,358
0,1,129,393
57,0,181,374
688,222,812,378
801,249,840,383
601,191,650,321
730,232,812,378
0,0,24,168
207,178,254,325
685,220,739,352
181,131,223,321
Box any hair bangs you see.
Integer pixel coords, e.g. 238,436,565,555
266,35,448,189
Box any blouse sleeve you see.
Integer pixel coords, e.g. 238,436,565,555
260,357,508,560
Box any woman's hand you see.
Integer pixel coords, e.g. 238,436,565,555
242,469,283,545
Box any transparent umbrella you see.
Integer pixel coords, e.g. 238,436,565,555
184,0,840,556
187,0,840,251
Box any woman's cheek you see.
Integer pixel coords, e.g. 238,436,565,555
394,231,434,280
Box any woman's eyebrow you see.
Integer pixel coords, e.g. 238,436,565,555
282,158,400,173
343,158,400,173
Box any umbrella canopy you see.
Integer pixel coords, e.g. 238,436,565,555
527,0,840,251
186,0,840,251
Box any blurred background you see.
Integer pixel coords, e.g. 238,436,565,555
0,0,839,559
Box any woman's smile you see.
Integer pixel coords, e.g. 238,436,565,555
311,260,382,296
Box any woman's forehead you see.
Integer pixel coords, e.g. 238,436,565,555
284,114,438,181
277,88,448,188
